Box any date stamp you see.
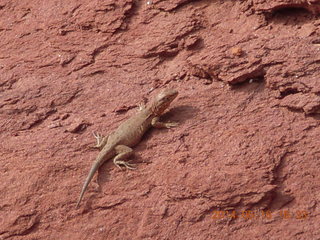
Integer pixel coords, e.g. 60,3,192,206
212,209,309,220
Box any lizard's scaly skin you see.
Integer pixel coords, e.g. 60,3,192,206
76,89,178,207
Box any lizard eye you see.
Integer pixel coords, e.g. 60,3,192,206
160,96,167,101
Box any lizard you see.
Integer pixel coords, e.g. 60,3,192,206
76,88,178,208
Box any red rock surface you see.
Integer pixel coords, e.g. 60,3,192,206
1,0,320,239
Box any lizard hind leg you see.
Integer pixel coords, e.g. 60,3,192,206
113,145,135,170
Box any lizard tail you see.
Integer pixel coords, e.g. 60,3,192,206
76,160,102,208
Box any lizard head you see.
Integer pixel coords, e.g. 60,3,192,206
152,88,178,114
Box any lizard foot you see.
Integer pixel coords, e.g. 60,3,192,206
114,160,136,170
93,131,104,148
138,103,146,111
164,121,179,128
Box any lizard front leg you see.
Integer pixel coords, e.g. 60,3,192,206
151,116,178,128
113,145,135,170
138,103,146,111
93,132,109,150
